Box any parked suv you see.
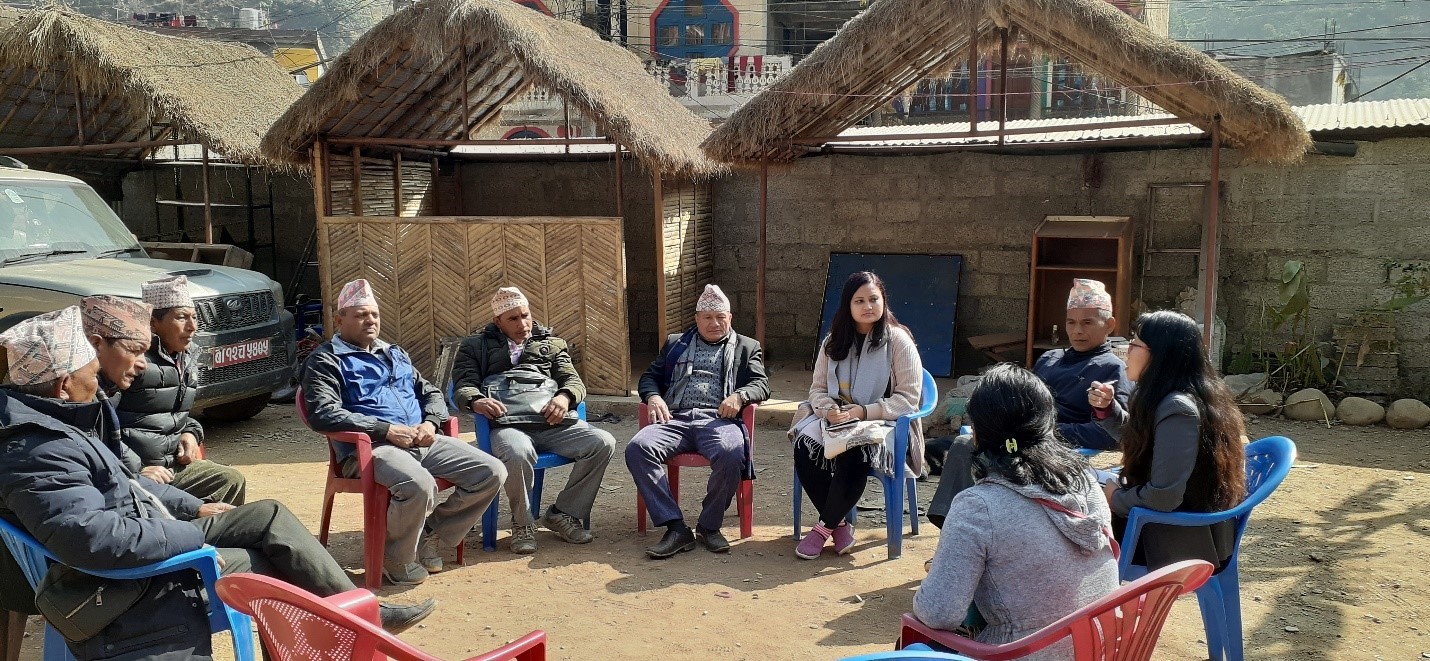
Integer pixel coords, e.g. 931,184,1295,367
0,162,294,421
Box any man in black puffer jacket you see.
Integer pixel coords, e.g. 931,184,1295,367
107,276,246,505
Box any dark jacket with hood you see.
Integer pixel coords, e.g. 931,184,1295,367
112,339,204,468
452,322,587,412
0,388,211,659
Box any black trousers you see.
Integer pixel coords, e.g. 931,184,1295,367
794,449,870,528
926,435,977,529
195,499,356,598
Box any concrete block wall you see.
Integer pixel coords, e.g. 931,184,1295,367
711,137,1430,397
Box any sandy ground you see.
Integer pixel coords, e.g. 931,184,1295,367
13,406,1430,660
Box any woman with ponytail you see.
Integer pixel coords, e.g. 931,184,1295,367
1087,310,1247,570
912,364,1117,658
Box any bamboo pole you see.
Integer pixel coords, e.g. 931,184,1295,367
756,162,768,348
1202,121,1222,349
201,146,214,244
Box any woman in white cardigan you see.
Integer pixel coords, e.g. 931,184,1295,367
789,271,924,560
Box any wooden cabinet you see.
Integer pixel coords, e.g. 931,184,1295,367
1025,216,1134,366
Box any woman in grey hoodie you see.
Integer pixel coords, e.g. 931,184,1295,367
913,364,1119,659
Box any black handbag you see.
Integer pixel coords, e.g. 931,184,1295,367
481,367,578,427
34,565,148,642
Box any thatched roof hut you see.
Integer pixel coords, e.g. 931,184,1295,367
0,8,303,166
262,0,721,179
702,0,1312,165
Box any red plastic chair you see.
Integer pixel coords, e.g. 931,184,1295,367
899,559,1214,660
634,403,756,539
296,387,465,589
216,573,546,661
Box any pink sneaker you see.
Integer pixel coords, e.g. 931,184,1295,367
796,524,832,559
832,523,856,555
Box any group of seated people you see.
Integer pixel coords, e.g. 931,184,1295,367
0,268,1249,659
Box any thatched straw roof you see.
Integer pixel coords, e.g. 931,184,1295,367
262,0,721,179
0,8,303,166
703,0,1312,165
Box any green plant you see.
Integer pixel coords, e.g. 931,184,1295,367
1376,260,1430,312
1228,260,1333,392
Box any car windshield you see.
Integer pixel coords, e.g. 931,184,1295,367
0,179,141,262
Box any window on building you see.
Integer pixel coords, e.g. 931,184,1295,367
685,24,705,45
659,25,680,47
711,22,733,45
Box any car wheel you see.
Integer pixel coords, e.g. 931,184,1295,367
200,393,271,422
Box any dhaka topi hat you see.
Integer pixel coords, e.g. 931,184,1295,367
0,306,97,386
491,287,529,317
695,284,731,313
81,295,153,341
142,275,193,310
337,279,378,311
1067,279,1113,312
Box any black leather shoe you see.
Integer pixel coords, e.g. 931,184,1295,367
379,598,436,634
645,528,697,559
696,527,731,553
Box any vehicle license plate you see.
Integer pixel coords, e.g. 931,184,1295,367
212,338,271,368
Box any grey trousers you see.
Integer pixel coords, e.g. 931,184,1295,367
364,436,506,565
170,459,247,506
624,410,745,532
489,421,616,526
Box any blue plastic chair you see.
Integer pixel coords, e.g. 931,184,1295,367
1117,435,1296,661
446,383,590,551
794,368,938,560
0,517,254,661
839,648,974,661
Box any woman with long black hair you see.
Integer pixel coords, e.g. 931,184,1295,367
788,271,923,560
913,364,1118,658
1088,310,1247,569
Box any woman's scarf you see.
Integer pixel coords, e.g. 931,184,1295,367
792,334,896,472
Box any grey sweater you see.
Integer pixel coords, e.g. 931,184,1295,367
913,474,1119,659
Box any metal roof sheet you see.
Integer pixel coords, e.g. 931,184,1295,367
825,99,1430,149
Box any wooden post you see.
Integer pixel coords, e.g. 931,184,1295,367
72,74,86,145
614,146,624,216
319,139,332,216
653,172,667,341
2,609,24,661
200,146,213,244
393,152,404,216
311,145,327,218
460,38,471,138
563,100,571,155
756,162,768,348
1202,121,1222,349
351,146,363,216
967,27,979,133
430,158,441,214
998,28,1009,146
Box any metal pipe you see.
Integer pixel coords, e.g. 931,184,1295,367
1202,122,1222,349
967,26,979,134
998,28,1009,146
757,162,768,348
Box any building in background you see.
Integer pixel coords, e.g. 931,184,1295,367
124,10,327,86
1213,49,1353,106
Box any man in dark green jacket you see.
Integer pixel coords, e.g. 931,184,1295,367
451,287,615,555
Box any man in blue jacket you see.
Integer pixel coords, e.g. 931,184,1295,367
0,307,434,659
927,279,1130,528
301,279,505,585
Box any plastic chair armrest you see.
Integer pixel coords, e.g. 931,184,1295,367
901,614,1046,661
463,630,547,661
323,588,380,626
322,431,372,445
440,417,459,437
86,545,221,580
1125,506,1238,529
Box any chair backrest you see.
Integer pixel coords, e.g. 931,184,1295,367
916,369,937,417
1238,436,1296,515
218,573,546,661
1051,559,1213,660
0,516,50,588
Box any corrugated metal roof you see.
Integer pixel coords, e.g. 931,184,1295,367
826,99,1430,149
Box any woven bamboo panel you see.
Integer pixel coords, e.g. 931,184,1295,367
317,215,629,395
327,154,434,218
660,178,715,333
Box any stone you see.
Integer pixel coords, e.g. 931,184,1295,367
1242,389,1283,416
1284,389,1334,422
1336,397,1385,426
1386,399,1430,429
1223,373,1268,399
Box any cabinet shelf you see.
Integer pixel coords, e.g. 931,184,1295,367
1033,264,1119,273
1027,216,1134,366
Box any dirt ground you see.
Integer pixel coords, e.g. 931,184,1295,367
14,406,1430,660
